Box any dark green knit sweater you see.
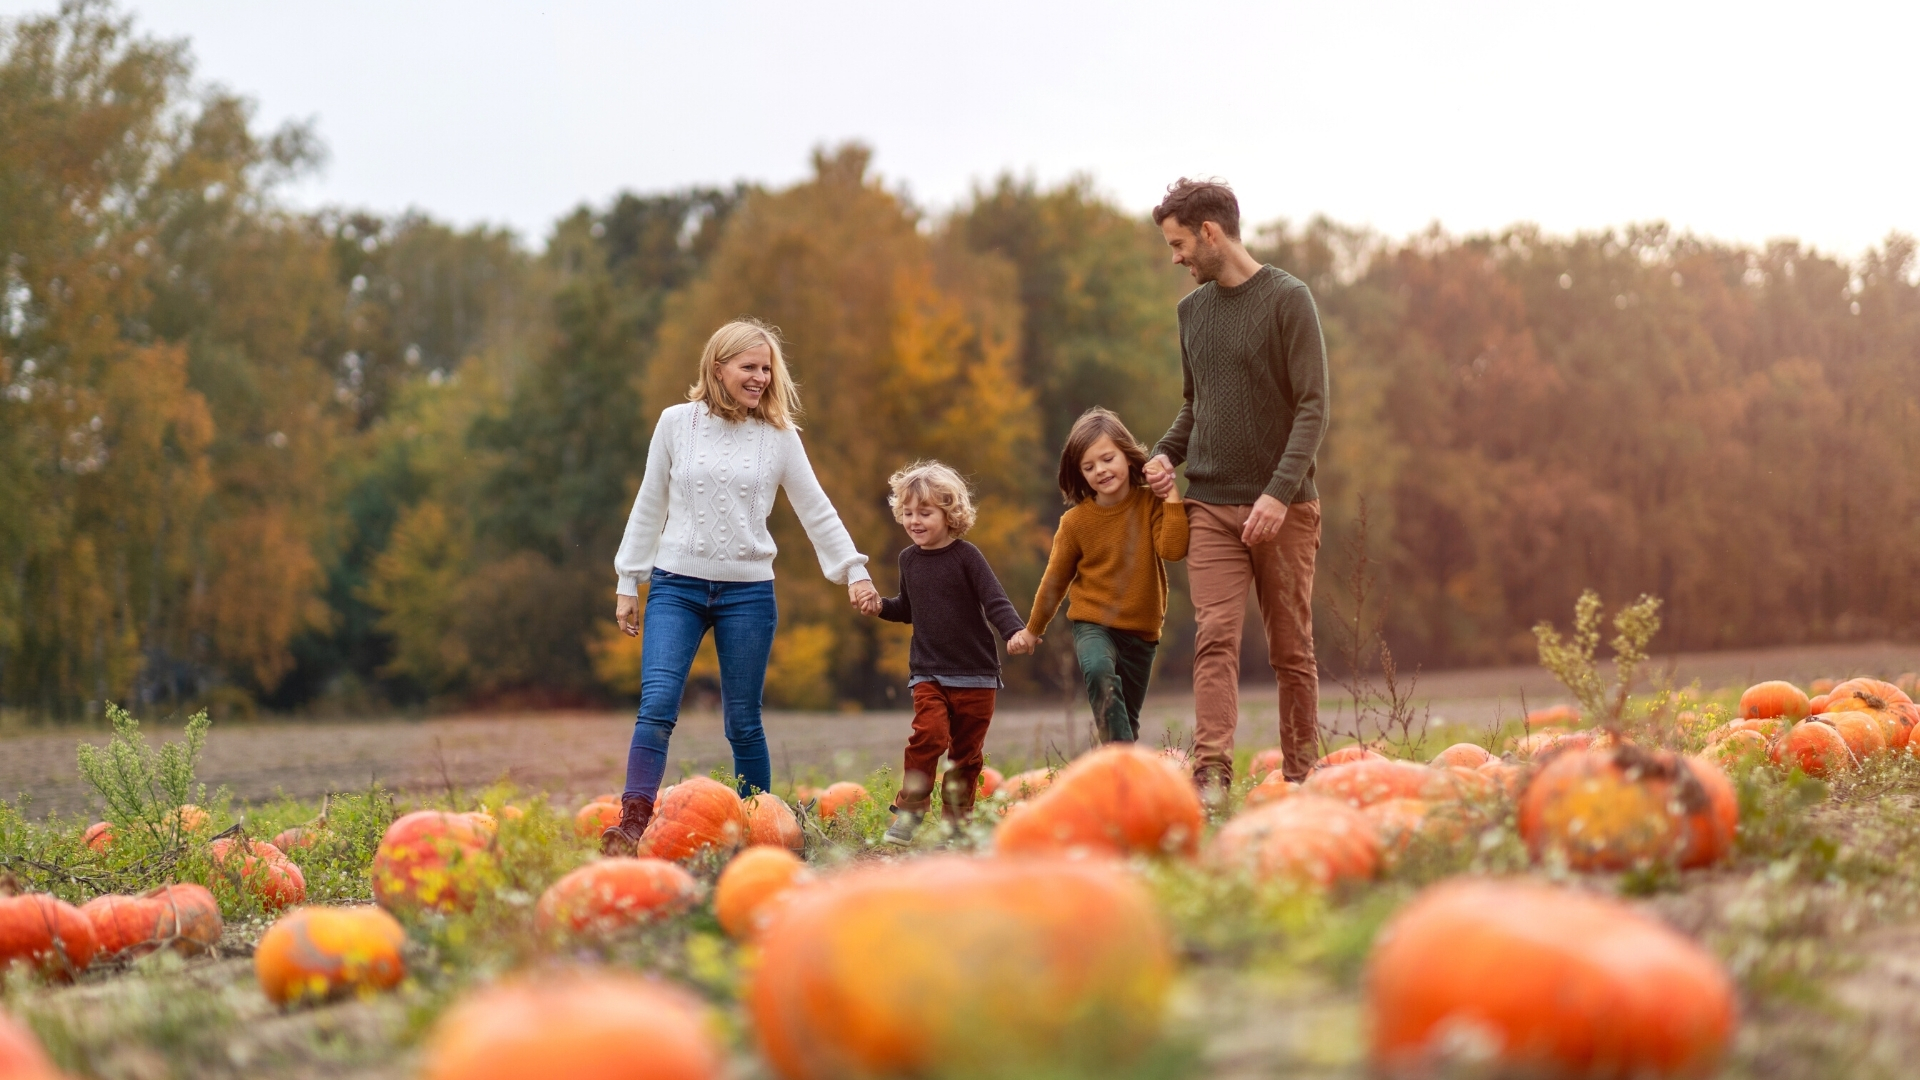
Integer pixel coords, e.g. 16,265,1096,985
1154,265,1329,506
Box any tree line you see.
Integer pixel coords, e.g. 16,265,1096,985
4,3,1917,718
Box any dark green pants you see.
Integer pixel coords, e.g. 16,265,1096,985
1071,621,1158,744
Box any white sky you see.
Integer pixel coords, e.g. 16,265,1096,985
7,1,1915,256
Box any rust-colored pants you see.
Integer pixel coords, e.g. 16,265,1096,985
898,682,995,818
1187,500,1321,787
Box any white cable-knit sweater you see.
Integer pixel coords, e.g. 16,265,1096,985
614,403,871,595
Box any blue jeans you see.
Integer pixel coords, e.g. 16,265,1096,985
623,569,777,801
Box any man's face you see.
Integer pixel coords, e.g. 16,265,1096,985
1160,218,1225,284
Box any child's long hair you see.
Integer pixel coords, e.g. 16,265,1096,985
1058,407,1150,506
888,461,977,536
688,317,801,428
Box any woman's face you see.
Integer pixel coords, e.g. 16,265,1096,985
717,343,773,411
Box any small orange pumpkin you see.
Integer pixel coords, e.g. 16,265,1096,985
147,883,223,954
1703,728,1770,770
1525,704,1580,728
1248,747,1285,781
992,745,1203,859
82,822,113,854
534,858,697,935
272,826,320,852
641,777,748,861
574,800,622,839
997,770,1053,802
1771,720,1854,777
1366,879,1735,1077
1739,680,1811,721
255,905,407,1006
1808,693,1831,715
743,794,804,852
813,782,872,821
976,767,1004,798
421,971,723,1080
1301,758,1436,809
1207,795,1380,888
1429,743,1495,770
167,804,210,834
714,846,810,940
0,890,98,980
371,811,494,914
210,837,306,911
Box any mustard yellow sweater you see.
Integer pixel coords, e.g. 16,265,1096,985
1026,486,1189,641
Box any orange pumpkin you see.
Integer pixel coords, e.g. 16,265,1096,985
422,971,723,1080
1312,745,1385,770
1771,720,1854,777
79,895,164,959
1366,879,1735,1077
574,800,622,839
1422,765,1500,803
641,777,747,861
1824,710,1886,760
1476,760,1525,799
497,805,525,821
167,804,210,834
371,811,494,914
1207,795,1379,888
1739,680,1811,721
1429,743,1495,770
1708,717,1785,743
0,892,97,979
744,793,804,851
210,837,306,911
714,847,810,940
1525,704,1580,728
1244,772,1297,808
1808,693,1830,715
998,770,1053,802
255,905,407,1006
0,1010,65,1078
1248,747,1285,781
813,782,871,822
1681,756,1739,869
750,856,1172,1080
1517,746,1728,870
977,767,1004,798
1824,679,1918,749
534,858,696,935
1703,729,1770,770
1508,728,1608,758
147,883,222,954
272,826,320,852
82,822,113,854
992,745,1203,859
1364,798,1433,862
1301,758,1436,809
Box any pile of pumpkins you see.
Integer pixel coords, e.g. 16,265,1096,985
1707,677,1919,777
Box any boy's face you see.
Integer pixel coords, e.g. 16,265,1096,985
899,499,954,549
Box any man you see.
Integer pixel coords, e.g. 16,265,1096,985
1144,178,1328,791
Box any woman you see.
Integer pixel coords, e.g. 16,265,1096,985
604,318,879,855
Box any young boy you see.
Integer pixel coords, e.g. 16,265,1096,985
868,460,1038,845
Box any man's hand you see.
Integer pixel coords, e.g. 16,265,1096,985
849,579,881,616
615,593,641,637
1241,494,1289,547
1145,454,1177,500
1007,629,1040,655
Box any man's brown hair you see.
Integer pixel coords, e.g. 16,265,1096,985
1152,178,1241,239
1058,407,1150,506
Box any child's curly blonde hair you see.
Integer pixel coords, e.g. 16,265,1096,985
887,460,976,536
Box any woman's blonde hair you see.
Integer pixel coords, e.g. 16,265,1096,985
688,317,801,428
887,460,977,536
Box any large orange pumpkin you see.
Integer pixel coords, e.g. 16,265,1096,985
371,811,494,914
992,745,1203,859
210,837,307,911
640,777,747,861
714,847,810,940
1429,743,1495,770
1517,746,1727,870
1367,879,1735,1077
534,858,696,935
422,971,723,1080
750,856,1172,1080
1771,720,1854,777
0,892,97,980
255,905,407,1006
813,782,871,821
1206,795,1380,888
79,895,164,959
1739,680,1811,721
147,883,222,954
1824,679,1918,749
573,800,622,839
0,1009,66,1079
1301,758,1436,809
743,793,804,851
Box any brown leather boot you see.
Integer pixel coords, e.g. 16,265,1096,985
600,794,653,856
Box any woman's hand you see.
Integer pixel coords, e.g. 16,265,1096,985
615,593,641,637
848,579,880,616
1007,629,1040,655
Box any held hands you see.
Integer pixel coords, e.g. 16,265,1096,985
1007,629,1041,656
615,593,641,637
1145,454,1179,501
848,579,881,616
1241,494,1289,546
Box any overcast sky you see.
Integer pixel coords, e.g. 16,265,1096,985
7,1,1914,256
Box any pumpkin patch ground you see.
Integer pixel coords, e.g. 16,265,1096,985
10,667,1920,1078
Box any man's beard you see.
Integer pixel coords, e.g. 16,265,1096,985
1189,239,1226,284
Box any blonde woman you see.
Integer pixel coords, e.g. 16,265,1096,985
604,319,878,855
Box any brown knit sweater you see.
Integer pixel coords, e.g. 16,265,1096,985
1026,486,1189,641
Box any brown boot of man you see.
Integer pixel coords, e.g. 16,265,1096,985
600,794,653,856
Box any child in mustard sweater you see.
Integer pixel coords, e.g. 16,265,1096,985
1026,408,1189,743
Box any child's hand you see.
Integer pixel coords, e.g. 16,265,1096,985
1007,629,1040,655
1144,456,1181,503
849,580,881,616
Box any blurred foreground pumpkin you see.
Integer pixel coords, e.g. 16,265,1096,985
750,856,1172,1080
0,1009,71,1079
535,858,696,936
993,745,1202,859
1518,746,1734,870
714,846,810,940
743,793,804,851
1207,795,1379,888
641,777,747,861
422,971,723,1080
371,811,494,914
255,905,406,1006
1367,878,1735,1078
0,888,97,980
